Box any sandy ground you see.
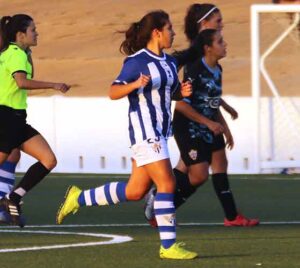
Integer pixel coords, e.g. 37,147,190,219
1,0,299,97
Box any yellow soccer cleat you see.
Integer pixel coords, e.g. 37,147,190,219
159,242,198,260
56,185,81,224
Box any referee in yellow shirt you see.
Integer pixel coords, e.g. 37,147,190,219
0,14,71,227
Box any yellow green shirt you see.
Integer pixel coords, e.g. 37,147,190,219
0,44,32,109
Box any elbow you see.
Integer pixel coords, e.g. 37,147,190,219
109,86,118,100
108,92,118,100
15,80,26,89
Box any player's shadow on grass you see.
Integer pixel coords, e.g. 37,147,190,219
199,253,251,259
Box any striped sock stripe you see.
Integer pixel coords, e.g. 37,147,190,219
84,190,92,206
109,182,119,204
154,192,176,249
90,189,97,205
154,208,176,215
95,186,106,205
104,184,113,205
79,182,127,207
116,182,127,202
0,161,17,173
0,177,15,185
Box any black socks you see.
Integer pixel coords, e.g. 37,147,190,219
173,168,197,209
212,173,238,220
9,162,50,204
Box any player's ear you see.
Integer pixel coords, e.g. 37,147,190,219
204,44,210,54
152,28,161,39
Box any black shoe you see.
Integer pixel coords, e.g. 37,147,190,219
0,197,25,228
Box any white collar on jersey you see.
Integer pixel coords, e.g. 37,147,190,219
128,48,166,61
143,48,166,60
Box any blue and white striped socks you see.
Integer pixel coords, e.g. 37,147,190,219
0,161,16,221
78,182,127,206
0,161,16,200
154,193,176,249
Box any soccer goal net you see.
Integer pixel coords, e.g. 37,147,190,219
251,4,300,173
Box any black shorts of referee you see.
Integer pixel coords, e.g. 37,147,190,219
0,105,39,154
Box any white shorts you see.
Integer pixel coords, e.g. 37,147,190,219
131,137,170,167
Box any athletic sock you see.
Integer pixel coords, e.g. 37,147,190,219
78,182,127,206
212,173,238,220
173,168,197,209
0,161,17,198
154,192,176,249
0,161,17,202
9,162,50,204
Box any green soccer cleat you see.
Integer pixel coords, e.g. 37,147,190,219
56,185,81,224
159,242,198,260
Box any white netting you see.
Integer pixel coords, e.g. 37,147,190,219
252,4,300,172
260,97,300,165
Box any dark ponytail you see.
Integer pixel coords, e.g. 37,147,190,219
0,14,33,52
184,3,219,43
119,10,169,55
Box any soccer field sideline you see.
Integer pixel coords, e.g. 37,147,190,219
1,220,300,229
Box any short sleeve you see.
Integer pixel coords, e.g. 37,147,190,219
6,49,28,76
112,57,140,85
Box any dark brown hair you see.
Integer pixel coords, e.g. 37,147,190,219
184,3,220,43
195,29,219,56
119,10,170,55
0,14,33,52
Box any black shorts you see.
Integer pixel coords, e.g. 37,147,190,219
0,105,39,154
212,134,226,152
174,133,213,166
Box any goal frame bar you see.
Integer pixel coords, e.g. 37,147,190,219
251,4,300,173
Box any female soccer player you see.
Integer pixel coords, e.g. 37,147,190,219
145,4,259,227
0,14,70,227
56,10,197,260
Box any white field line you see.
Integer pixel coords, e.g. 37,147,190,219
0,230,132,253
0,221,300,229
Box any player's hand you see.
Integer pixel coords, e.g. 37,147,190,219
226,106,238,120
207,121,224,136
134,74,151,88
224,128,234,150
53,83,71,93
180,81,192,97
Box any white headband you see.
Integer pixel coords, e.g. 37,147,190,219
197,7,217,24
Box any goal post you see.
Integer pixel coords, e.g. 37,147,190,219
251,4,300,173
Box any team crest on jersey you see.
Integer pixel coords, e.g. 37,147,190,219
188,149,198,160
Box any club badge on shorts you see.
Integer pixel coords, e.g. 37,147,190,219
152,142,161,153
188,149,198,160
147,137,162,154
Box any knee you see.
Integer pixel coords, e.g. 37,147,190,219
189,173,209,187
126,190,145,201
156,180,175,193
42,154,57,170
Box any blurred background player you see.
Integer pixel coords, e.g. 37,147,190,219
0,14,70,227
56,10,198,260
144,3,259,227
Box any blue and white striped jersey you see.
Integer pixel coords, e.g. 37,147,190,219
113,48,180,146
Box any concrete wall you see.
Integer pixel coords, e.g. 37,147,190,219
16,96,300,174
